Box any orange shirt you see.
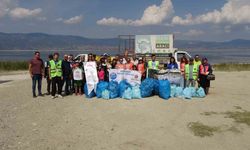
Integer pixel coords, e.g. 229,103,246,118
125,63,133,70
115,63,125,69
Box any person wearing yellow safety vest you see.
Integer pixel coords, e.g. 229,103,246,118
185,58,199,87
147,54,159,70
194,54,202,66
49,52,63,99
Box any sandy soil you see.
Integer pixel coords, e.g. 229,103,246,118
0,71,250,150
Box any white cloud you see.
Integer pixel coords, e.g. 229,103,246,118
61,15,83,24
0,0,16,18
183,29,204,37
97,17,133,26
172,0,250,25
0,0,44,20
97,0,174,26
9,7,42,19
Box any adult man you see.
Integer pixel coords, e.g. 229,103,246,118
29,51,44,98
44,54,53,95
194,55,202,66
68,54,75,93
49,53,63,99
185,58,199,87
62,54,72,95
147,54,159,70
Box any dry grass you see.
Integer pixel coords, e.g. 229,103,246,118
0,61,28,71
187,122,221,137
213,63,250,71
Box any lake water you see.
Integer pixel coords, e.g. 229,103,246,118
0,49,250,64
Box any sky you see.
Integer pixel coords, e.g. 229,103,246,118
0,0,250,41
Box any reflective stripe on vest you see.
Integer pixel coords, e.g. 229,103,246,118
185,64,198,80
148,60,159,70
50,60,62,78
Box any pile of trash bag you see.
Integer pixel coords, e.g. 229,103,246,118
140,78,155,98
132,85,142,99
159,80,171,100
119,80,132,98
170,86,206,99
84,78,205,100
108,81,119,99
96,81,109,98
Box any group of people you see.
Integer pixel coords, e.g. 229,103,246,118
29,51,212,99
180,55,213,94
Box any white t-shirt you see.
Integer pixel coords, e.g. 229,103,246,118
73,67,83,80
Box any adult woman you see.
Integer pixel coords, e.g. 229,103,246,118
199,57,213,95
180,56,188,88
167,57,178,69
180,56,188,75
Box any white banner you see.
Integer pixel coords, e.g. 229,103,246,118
109,69,141,86
84,62,99,95
135,34,174,54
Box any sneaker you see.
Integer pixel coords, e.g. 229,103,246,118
51,96,56,99
58,94,63,98
33,95,37,98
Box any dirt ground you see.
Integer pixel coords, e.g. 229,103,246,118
0,71,250,150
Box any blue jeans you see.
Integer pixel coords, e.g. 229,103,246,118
32,74,42,96
63,76,71,95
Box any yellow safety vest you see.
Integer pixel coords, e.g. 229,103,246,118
148,60,159,70
50,60,62,78
185,64,198,80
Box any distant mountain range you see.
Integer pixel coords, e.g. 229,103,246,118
0,32,250,50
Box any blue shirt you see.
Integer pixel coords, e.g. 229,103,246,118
167,63,178,69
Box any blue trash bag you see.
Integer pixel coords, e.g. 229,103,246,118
109,81,119,99
159,80,171,100
122,87,132,100
102,90,110,100
183,87,192,99
190,87,197,97
96,81,109,98
132,85,142,99
84,84,96,98
196,87,206,98
153,79,160,95
170,85,177,97
119,80,132,98
140,78,155,98
175,87,184,98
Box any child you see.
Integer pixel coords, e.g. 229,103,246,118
98,67,105,81
73,63,83,95
137,58,146,80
